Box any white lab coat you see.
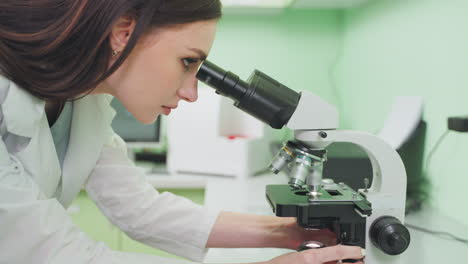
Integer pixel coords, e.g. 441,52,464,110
0,75,220,264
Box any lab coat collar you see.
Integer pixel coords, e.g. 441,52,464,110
1,78,45,138
0,75,118,207
58,94,116,207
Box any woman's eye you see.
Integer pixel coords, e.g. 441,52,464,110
182,58,200,70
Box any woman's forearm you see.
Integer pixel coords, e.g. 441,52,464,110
205,211,296,249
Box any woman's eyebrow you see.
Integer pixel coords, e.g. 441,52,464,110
187,47,207,60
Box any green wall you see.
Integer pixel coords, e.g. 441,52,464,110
211,9,343,105
336,0,468,224
209,8,343,140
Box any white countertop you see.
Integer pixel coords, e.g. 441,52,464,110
403,206,468,263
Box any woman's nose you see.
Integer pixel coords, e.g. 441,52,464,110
178,78,198,103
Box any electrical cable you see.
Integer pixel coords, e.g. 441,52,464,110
423,129,450,174
405,223,468,245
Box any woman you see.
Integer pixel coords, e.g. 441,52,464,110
0,1,365,263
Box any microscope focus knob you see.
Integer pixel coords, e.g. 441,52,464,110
370,216,411,255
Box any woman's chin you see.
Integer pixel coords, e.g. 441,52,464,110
135,112,160,124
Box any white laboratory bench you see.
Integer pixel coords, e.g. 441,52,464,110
145,172,468,263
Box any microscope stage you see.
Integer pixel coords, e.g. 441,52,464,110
265,184,372,219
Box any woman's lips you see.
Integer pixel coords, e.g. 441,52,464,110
162,106,171,115
162,105,177,115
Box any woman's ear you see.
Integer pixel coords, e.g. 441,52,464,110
109,15,136,53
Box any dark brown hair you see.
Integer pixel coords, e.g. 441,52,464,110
0,0,222,100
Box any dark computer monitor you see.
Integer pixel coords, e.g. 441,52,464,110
110,98,166,154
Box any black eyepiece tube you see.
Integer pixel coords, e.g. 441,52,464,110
196,60,249,101
196,60,301,129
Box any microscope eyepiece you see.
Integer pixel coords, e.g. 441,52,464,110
196,60,301,129
196,60,249,103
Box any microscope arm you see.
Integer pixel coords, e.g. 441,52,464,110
286,91,339,131
293,130,407,219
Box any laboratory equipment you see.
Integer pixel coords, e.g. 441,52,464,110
448,116,468,132
197,61,410,263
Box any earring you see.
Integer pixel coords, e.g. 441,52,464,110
112,50,120,57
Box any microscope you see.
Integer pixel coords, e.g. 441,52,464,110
196,61,410,263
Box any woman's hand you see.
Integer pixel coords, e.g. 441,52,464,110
277,218,337,249
266,245,365,264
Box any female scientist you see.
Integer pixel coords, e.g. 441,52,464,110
0,1,364,263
